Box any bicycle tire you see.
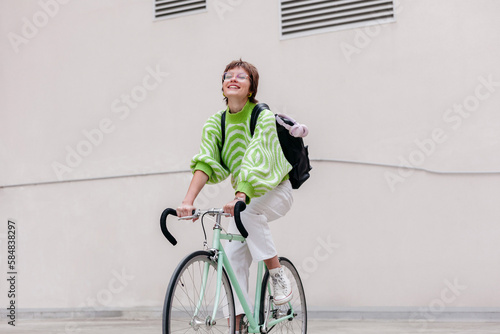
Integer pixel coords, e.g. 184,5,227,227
163,250,236,334
259,257,307,334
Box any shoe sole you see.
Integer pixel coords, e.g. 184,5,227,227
273,292,293,305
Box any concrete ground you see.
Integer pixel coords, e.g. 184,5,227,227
3,318,500,334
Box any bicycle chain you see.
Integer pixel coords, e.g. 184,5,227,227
239,315,249,334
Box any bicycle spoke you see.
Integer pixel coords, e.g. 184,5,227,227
260,258,307,334
164,252,235,334
173,271,200,314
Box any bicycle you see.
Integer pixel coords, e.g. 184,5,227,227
160,201,307,334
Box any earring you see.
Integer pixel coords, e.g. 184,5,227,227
223,92,226,97
248,93,252,97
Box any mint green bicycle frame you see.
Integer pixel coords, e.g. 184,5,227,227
195,219,294,333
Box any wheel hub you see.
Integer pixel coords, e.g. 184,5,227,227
190,315,215,331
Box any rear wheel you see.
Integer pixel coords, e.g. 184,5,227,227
260,257,307,333
163,250,235,334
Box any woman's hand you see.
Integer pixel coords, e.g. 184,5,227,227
224,192,246,216
176,202,196,218
223,199,239,217
176,170,209,220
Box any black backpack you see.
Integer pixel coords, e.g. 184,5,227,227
220,103,311,189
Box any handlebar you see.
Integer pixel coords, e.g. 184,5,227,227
234,201,247,238
160,201,247,246
160,208,178,245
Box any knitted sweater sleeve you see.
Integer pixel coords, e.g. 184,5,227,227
236,110,292,199
190,112,230,184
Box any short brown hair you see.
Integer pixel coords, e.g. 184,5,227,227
222,59,259,105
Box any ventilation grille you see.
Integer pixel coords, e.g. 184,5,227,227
154,0,206,20
281,0,396,38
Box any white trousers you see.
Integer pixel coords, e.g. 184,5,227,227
224,180,293,316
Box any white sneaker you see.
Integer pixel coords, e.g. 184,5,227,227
269,267,293,305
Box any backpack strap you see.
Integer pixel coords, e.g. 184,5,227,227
250,103,270,136
220,110,226,149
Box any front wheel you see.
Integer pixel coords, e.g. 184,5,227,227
260,257,307,333
163,250,236,334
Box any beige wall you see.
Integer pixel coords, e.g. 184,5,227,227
1,0,499,316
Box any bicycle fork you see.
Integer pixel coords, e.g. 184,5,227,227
188,252,222,330
191,216,226,329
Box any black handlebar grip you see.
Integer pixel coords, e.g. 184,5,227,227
234,201,248,238
160,208,178,245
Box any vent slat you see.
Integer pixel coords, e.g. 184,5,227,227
282,12,393,34
283,16,395,36
154,0,206,19
281,0,347,9
155,0,204,9
282,5,394,27
156,4,205,16
155,0,202,6
156,4,205,12
282,0,393,18
280,0,395,38
282,0,388,12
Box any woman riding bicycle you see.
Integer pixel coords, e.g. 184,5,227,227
176,59,294,331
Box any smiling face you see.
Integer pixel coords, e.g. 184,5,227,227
222,67,252,101
221,59,260,106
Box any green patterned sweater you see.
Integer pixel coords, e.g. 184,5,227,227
191,101,292,202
